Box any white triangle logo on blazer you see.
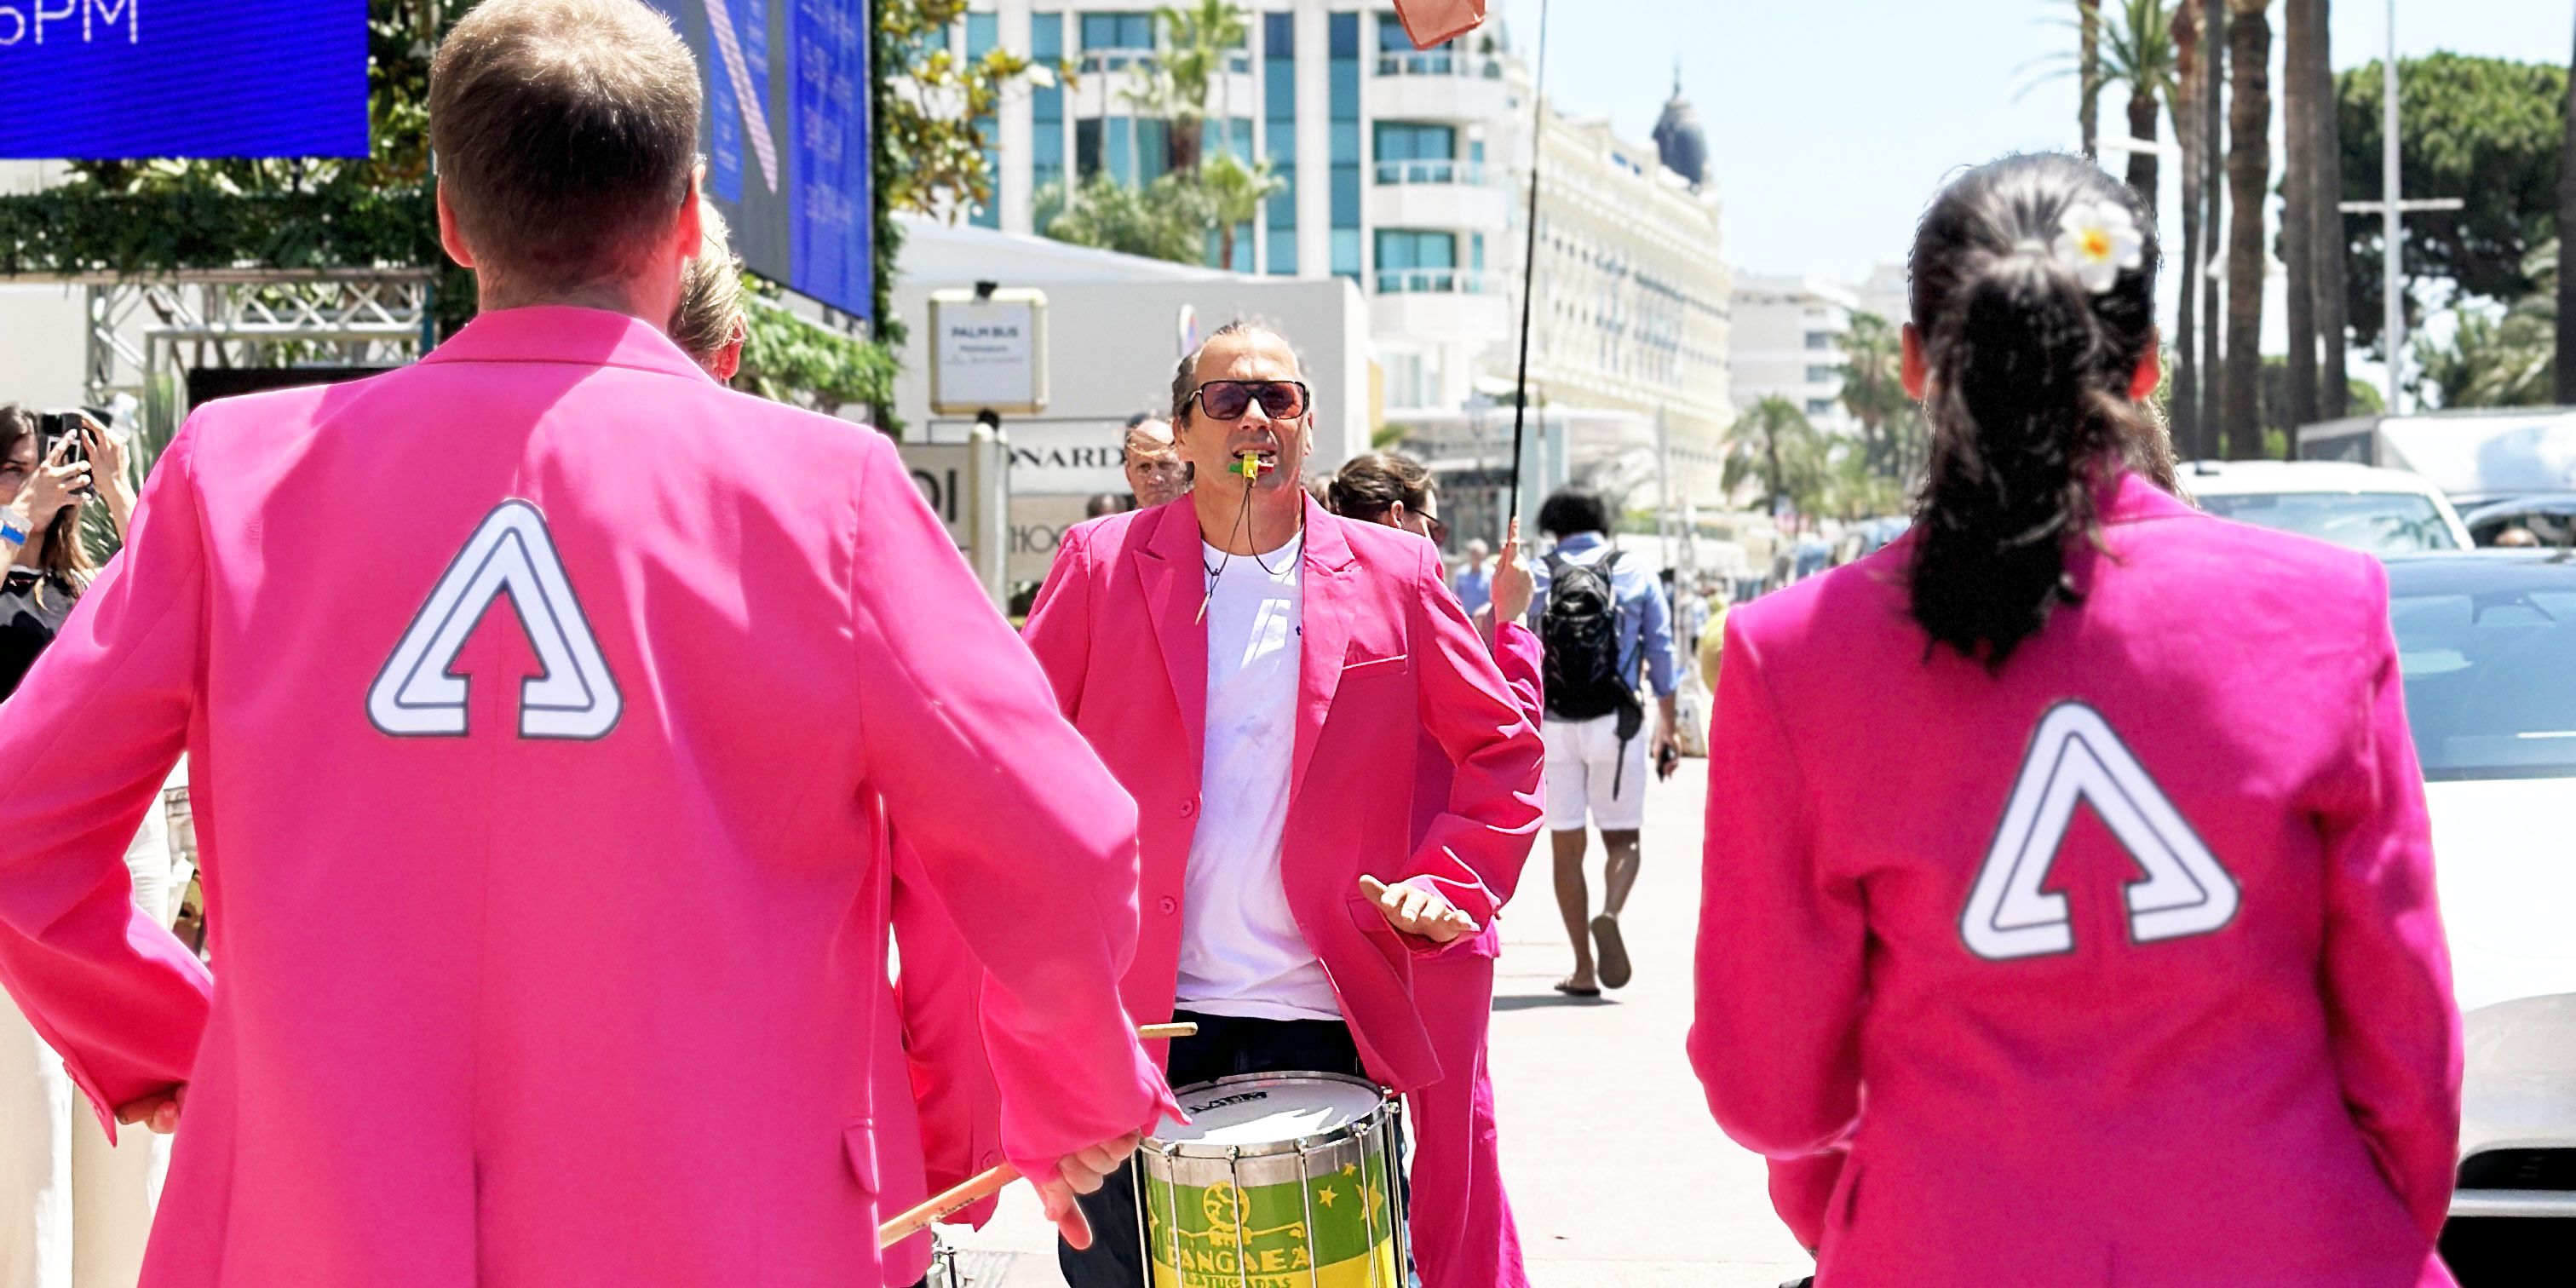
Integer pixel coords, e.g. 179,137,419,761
1961,701,2240,961
366,500,623,741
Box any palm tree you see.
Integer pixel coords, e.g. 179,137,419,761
2557,20,2576,402
1836,312,1912,477
2282,0,2320,433
1722,397,1827,518
2223,0,2272,458
2098,0,2182,209
1199,151,1284,271
2171,2,2205,453
1121,0,1249,176
2199,0,2227,454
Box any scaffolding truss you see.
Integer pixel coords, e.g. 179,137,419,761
68,267,436,418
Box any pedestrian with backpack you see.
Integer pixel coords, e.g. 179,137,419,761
1530,489,1681,996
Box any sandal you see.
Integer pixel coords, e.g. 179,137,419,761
1591,913,1632,990
1552,977,1601,998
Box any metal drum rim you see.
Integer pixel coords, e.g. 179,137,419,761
1143,1070,1396,1162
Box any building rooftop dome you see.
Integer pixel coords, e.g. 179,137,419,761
1651,69,1708,188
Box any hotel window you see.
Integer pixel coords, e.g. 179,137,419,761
1329,13,1361,283
1032,14,1067,227
1263,12,1297,274
967,13,1000,228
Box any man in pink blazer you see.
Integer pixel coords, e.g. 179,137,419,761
0,3,1170,1285
1021,323,1544,1285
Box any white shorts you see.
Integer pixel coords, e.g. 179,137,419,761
1541,713,1647,832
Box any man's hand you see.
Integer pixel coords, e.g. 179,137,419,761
114,1085,184,1135
1032,1131,1141,1250
1359,874,1477,944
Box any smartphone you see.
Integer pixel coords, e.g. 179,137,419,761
35,411,95,495
1657,743,1682,780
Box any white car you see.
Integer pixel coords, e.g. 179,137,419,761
2186,460,2474,556
2383,552,2576,1275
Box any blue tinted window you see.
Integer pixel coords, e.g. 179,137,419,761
1083,14,1154,49
1332,230,1362,280
1374,123,1455,161
1376,230,1456,271
1330,12,1360,59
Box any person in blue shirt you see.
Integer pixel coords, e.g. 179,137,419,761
1452,538,1494,617
1527,489,1679,996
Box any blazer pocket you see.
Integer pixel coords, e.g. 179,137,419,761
1340,652,1408,678
842,1118,880,1198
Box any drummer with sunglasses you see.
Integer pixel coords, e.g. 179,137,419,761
1022,322,1545,1287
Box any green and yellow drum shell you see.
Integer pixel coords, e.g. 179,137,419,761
1138,1073,1406,1288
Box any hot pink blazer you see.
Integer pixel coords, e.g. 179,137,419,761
1022,497,1544,1091
1689,473,2462,1286
0,307,1173,1288
1412,618,1544,960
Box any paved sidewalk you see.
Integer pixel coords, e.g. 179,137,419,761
943,760,1811,1286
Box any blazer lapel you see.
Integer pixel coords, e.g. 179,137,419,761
1290,499,1358,803
1137,503,1210,776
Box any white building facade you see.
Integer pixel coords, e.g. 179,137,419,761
1728,273,1860,436
952,3,1733,520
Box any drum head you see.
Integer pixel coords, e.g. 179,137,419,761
1153,1072,1386,1151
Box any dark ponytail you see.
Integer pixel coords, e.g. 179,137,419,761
1907,153,2171,669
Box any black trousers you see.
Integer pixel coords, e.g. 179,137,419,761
1056,1010,1368,1288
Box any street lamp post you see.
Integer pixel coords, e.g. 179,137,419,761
2336,1,2464,417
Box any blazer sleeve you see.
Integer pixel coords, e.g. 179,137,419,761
1686,617,1865,1158
1488,618,1544,727
891,839,1003,1228
844,442,1176,1176
1019,520,1095,717
0,423,215,1139
2316,562,2461,1241
1400,541,1545,927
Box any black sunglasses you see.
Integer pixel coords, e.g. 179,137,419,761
1188,379,1311,422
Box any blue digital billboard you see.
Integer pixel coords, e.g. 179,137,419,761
647,0,875,321
0,0,370,158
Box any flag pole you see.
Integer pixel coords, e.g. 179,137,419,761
1505,0,1550,528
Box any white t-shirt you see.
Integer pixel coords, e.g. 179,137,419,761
1173,533,1341,1021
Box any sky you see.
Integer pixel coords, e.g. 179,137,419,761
1496,0,2574,286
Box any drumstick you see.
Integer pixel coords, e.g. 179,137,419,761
879,1160,1019,1249
876,1021,1196,1249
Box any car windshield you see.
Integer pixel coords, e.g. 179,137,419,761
2199,491,2458,555
2387,559,2576,780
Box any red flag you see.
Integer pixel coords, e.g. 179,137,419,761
1389,0,1487,50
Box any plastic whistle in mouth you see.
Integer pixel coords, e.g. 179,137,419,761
1233,450,1273,480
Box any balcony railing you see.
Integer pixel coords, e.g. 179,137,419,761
1372,159,1486,186
1374,52,1505,79
1374,269,1499,296
1079,50,1251,77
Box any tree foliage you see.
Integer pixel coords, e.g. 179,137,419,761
1722,397,1827,518
2414,240,2558,410
1038,174,1215,263
2337,53,2568,353
1834,312,1924,484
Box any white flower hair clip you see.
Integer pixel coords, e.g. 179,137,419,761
2051,200,2144,294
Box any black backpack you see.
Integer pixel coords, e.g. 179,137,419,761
1540,550,1637,722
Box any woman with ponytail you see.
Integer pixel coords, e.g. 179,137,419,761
1687,154,2460,1287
